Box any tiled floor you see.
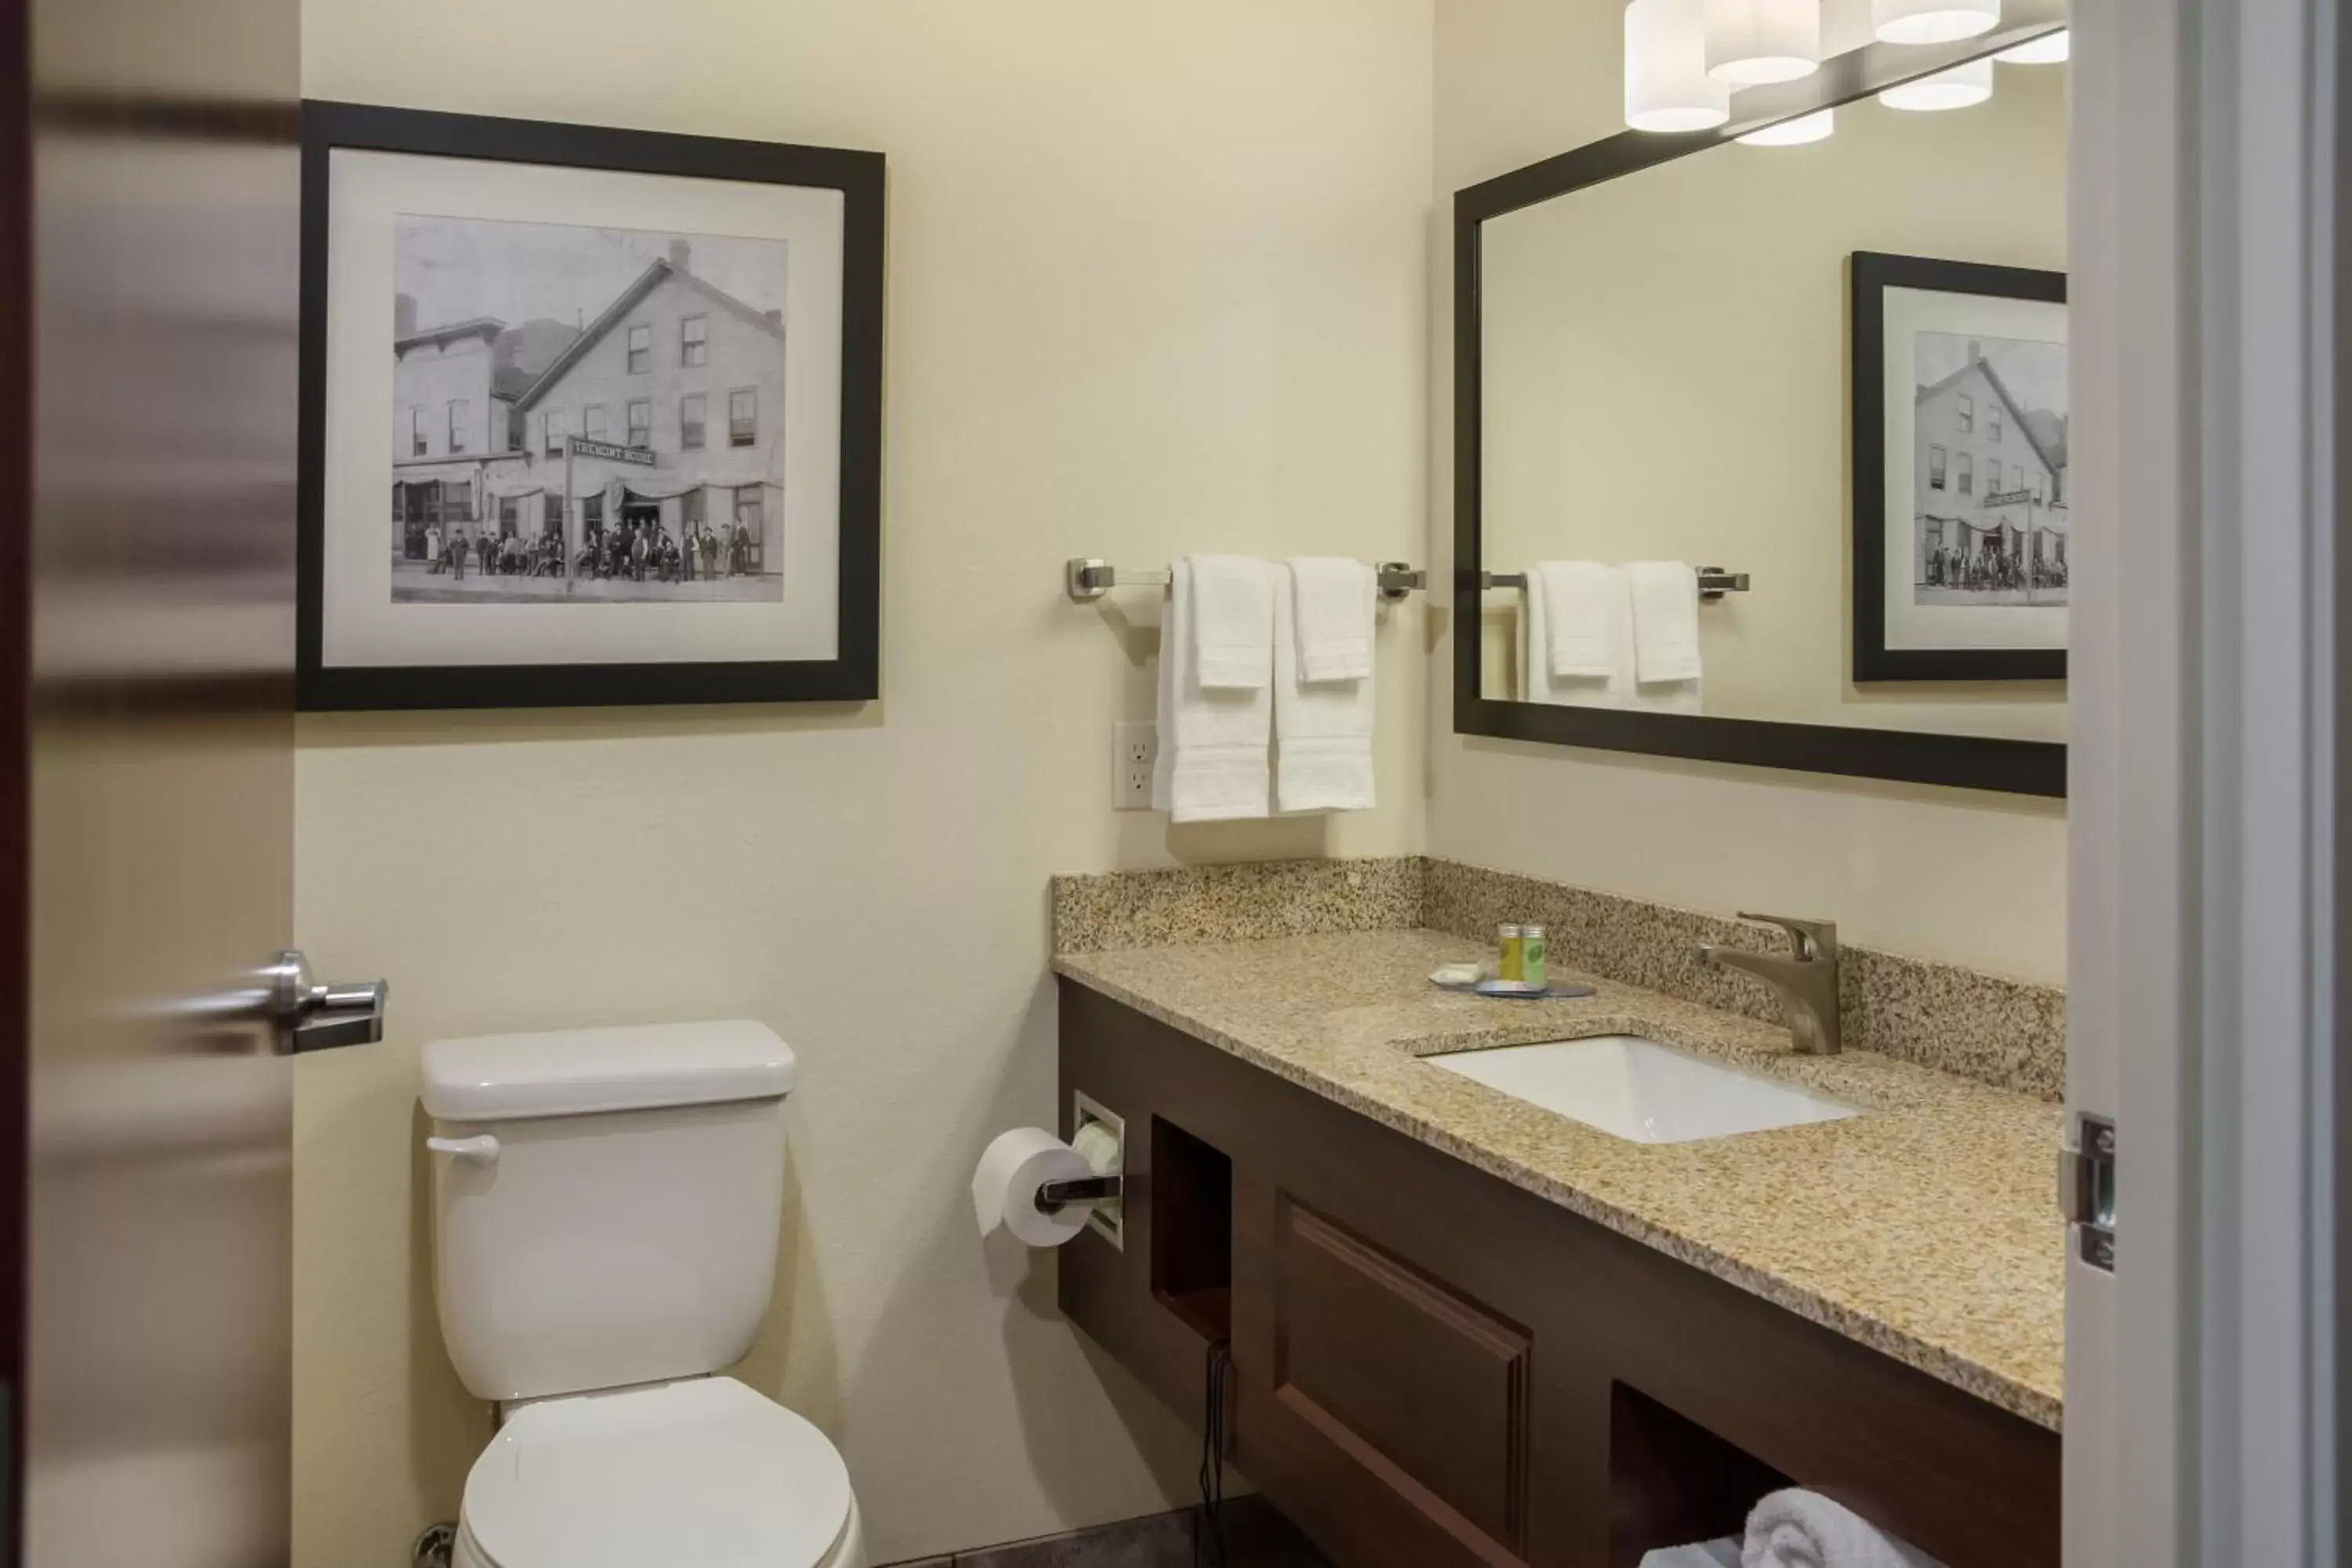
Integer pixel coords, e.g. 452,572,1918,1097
884,1496,1328,1568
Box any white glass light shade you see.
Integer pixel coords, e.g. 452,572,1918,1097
1703,0,1821,86
1737,107,1835,146
1878,57,1995,111
1624,0,1732,131
1871,0,2000,44
1995,27,2070,62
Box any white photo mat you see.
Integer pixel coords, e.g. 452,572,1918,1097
321,147,846,670
1876,284,2068,655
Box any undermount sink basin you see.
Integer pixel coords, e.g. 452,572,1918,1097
1425,1034,1858,1145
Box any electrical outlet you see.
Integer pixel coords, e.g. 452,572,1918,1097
1112,720,1157,811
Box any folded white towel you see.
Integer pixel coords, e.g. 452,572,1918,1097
1741,1490,1940,1568
1537,561,1623,679
1626,560,1703,683
1189,554,1275,690
1273,562,1374,812
1517,567,1700,713
1285,557,1374,682
1152,560,1272,822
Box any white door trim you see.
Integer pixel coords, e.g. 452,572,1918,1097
2069,0,2342,1561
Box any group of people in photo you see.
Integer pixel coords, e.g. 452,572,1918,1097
417,519,759,584
1923,537,2068,593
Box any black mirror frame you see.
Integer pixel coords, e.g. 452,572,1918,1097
1450,9,2071,799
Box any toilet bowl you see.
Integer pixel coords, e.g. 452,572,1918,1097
422,1022,864,1568
450,1378,864,1568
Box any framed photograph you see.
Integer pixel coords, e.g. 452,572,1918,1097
298,101,883,710
1851,250,2067,683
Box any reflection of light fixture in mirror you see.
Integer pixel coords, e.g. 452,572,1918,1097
1994,27,2070,62
1624,0,1732,131
1737,107,1835,145
1878,57,1995,109
1703,0,1821,85
1871,0,2000,44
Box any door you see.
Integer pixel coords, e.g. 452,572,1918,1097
5,0,308,1561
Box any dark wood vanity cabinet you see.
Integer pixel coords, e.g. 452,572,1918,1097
1057,980,2060,1568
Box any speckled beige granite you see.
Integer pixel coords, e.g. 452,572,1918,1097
1425,858,2065,1100
1052,858,1423,954
1053,928,2064,1431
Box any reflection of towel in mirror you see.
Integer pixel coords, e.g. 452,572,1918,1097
1626,561,1701,681
1518,567,1699,713
1740,1490,1940,1568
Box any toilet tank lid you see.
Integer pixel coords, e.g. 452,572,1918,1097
421,1021,795,1122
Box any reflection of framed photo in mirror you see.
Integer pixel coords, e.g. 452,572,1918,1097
1851,251,2067,683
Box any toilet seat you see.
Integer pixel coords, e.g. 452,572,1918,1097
456,1376,858,1568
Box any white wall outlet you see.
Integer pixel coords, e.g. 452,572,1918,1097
1112,720,1157,811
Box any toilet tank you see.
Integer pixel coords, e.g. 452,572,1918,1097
422,1021,796,1403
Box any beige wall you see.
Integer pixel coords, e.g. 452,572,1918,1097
293,3,1434,1565
1479,73,2068,742
1429,0,2066,982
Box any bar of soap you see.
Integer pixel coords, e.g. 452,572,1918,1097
1428,962,1483,989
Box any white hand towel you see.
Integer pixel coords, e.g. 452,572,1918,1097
1537,561,1623,679
1189,554,1275,690
1152,559,1272,822
1626,560,1703,683
1517,568,1701,713
1272,562,1375,812
1285,557,1374,682
1740,1490,1940,1568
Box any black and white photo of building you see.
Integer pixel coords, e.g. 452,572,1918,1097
390,214,788,604
1910,329,2068,607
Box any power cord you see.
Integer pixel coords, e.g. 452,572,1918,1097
1194,1338,1234,1568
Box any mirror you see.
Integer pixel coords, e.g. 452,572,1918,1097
1456,30,2069,796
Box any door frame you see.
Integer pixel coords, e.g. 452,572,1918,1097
2068,0,2345,1560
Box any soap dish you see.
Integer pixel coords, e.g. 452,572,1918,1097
1472,978,1596,1001
1428,963,1483,989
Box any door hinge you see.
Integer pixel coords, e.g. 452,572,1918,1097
2059,1112,2116,1271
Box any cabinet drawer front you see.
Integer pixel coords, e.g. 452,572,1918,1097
1273,1194,1531,1558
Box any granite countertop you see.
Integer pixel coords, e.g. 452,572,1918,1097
1052,927,2064,1431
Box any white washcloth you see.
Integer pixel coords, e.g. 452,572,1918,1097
1272,562,1374,812
1285,557,1374,682
1740,1490,1939,1568
1537,561,1622,679
1626,560,1703,682
1189,554,1275,690
1517,569,1700,713
1152,559,1272,822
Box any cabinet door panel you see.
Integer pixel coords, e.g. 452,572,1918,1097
1261,1193,1532,1563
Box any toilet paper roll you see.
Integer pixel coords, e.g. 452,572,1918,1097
973,1127,1094,1248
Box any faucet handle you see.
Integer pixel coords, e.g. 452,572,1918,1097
1736,912,1838,961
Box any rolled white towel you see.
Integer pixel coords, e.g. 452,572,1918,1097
1740,1490,1940,1568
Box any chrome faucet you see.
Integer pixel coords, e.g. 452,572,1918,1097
1694,913,1841,1055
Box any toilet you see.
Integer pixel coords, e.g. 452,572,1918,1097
422,1020,864,1568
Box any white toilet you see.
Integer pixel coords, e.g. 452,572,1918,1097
422,1020,865,1568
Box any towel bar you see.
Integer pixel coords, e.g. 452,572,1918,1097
1066,557,1425,603
1480,568,1750,601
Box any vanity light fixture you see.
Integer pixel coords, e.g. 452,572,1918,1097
1994,27,2070,62
1624,0,1733,131
1736,107,1836,144
1878,56,1994,109
1869,0,2000,45
1702,0,1822,85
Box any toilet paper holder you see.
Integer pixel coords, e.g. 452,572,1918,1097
1035,1174,1123,1214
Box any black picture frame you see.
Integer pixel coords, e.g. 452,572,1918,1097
297,100,884,711
1451,16,2068,799
1850,250,2068,684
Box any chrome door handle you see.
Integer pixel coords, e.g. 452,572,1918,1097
260,949,389,1053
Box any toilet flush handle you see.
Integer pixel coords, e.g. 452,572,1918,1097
426,1134,500,1163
